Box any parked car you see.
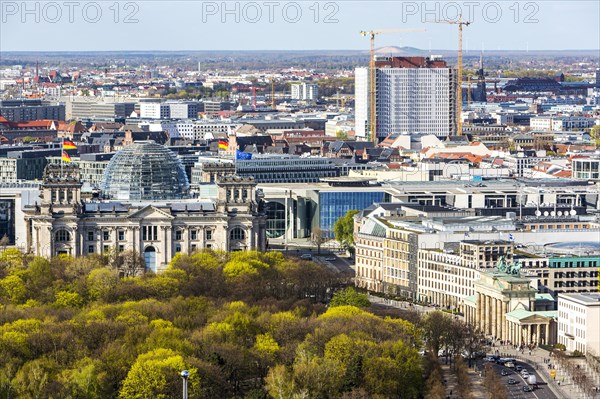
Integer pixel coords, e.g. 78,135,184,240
300,254,312,260
515,365,523,372
325,257,336,261
501,369,509,376
521,369,529,376
523,385,533,392
507,378,519,385
504,362,515,369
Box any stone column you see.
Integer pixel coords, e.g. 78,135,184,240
545,322,550,345
477,293,483,331
496,299,502,339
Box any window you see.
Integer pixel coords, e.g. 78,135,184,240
103,230,110,241
206,230,213,240
88,245,94,253
103,245,110,253
191,244,197,252
175,244,181,253
142,226,158,241
55,230,71,242
230,227,245,240
118,245,125,252
88,231,94,241
190,230,197,240
118,230,125,241
175,229,183,241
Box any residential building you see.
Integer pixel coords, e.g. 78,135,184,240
291,83,319,101
0,99,65,121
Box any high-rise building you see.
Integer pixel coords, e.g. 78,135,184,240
355,56,457,140
291,83,319,101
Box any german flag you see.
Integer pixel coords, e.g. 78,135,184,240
63,140,77,149
218,140,228,150
62,151,72,163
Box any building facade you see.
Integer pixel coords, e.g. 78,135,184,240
291,83,319,101
23,164,267,273
557,293,600,355
355,56,457,140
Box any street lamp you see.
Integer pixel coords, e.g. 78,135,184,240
180,370,189,399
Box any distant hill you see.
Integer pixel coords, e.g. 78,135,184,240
373,46,427,56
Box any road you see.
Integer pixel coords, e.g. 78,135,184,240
479,359,559,399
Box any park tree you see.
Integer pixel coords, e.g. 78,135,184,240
421,311,453,356
329,287,370,308
310,227,327,255
119,348,198,399
333,210,359,252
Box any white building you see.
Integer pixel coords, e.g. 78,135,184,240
291,83,319,101
355,56,457,141
354,68,369,140
140,102,170,119
530,116,596,131
557,293,600,354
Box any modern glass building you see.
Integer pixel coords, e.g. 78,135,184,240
101,141,189,201
318,191,386,237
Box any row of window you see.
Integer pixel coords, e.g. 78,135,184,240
57,227,246,242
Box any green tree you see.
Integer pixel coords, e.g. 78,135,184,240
119,348,198,399
0,274,27,303
333,210,359,252
87,267,119,301
265,365,296,399
329,287,370,308
0,248,23,269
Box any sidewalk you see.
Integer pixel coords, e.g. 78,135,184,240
495,343,600,399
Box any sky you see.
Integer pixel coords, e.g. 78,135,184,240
0,1,599,52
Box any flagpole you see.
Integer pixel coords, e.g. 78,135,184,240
61,135,64,176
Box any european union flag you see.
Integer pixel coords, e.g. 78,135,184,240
236,150,252,160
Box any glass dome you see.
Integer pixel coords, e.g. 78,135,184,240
101,141,189,201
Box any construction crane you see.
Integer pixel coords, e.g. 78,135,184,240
271,79,275,110
359,28,425,145
430,17,471,136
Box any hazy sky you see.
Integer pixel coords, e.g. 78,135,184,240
1,1,599,51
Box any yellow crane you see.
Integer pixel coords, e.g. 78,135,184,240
359,28,425,145
271,79,275,110
430,17,471,136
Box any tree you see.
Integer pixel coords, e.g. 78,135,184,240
310,228,327,255
421,311,453,356
329,287,370,308
590,125,600,147
0,234,9,251
333,210,359,252
119,348,198,399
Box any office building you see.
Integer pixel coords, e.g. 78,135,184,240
572,157,600,180
557,293,600,355
355,56,457,140
70,101,135,122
